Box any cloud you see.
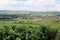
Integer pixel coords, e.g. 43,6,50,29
15,0,27,1
55,4,60,11
55,0,60,11
0,0,9,6
0,0,59,11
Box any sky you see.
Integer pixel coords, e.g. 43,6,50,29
0,0,60,11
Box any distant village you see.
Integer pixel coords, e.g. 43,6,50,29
32,14,60,20
0,13,60,20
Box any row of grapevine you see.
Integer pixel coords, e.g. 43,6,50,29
0,25,58,40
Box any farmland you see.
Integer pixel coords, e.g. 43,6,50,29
0,11,60,40
0,18,60,40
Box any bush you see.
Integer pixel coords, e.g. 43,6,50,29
0,25,58,40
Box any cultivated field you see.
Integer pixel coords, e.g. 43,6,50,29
0,13,60,40
0,19,60,40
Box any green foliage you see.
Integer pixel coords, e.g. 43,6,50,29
16,37,21,40
0,25,58,40
0,19,59,40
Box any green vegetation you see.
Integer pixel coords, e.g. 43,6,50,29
0,13,60,40
0,19,60,40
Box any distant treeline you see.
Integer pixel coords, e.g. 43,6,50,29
0,14,60,20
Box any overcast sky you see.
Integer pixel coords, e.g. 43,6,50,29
0,0,60,11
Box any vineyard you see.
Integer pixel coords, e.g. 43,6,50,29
0,19,60,40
